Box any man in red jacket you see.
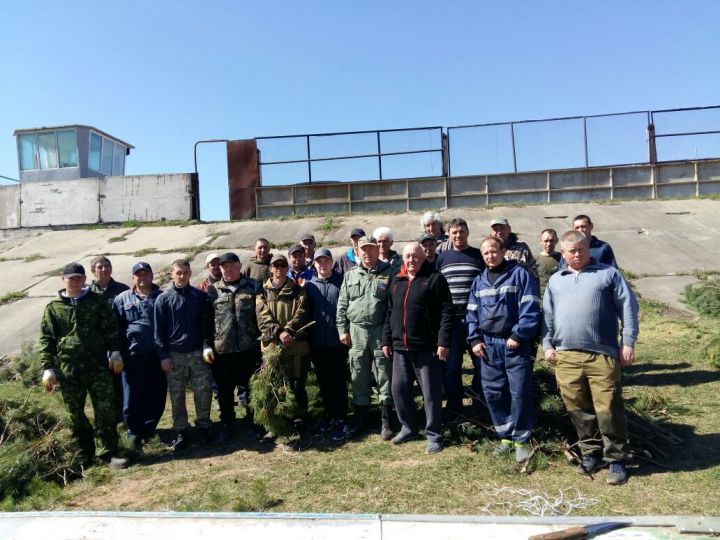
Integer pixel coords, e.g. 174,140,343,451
381,243,454,454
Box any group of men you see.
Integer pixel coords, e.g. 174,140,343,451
38,213,638,485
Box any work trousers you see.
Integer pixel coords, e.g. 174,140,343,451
166,350,213,431
59,366,118,461
310,345,349,420
391,349,443,443
480,335,536,443
554,350,629,462
348,324,392,407
122,352,167,440
211,349,261,426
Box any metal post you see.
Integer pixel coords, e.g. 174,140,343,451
306,136,312,183
441,131,449,177
583,117,589,168
510,123,517,173
647,111,657,164
376,131,383,180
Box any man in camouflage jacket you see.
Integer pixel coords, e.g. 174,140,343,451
207,252,263,441
39,262,126,468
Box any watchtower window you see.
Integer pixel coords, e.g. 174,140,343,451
17,129,78,170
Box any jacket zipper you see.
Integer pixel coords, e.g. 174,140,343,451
402,278,413,349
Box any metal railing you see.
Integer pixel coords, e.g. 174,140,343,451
255,126,445,184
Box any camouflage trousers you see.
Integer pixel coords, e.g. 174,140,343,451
166,350,213,431
59,366,118,462
554,350,629,462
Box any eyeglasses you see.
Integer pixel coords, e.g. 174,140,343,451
272,263,289,268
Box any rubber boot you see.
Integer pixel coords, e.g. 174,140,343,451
347,406,368,439
380,404,394,441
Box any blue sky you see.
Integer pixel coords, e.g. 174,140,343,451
1,1,719,220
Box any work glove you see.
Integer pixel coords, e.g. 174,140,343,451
202,347,215,365
42,369,58,392
108,351,124,374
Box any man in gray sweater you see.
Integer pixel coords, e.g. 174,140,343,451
542,230,638,486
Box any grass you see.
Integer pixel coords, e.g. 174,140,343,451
24,253,45,262
0,291,28,306
1,296,719,515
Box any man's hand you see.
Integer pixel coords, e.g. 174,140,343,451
544,348,557,364
472,342,487,359
436,346,449,362
279,331,293,348
42,369,58,392
203,347,215,365
620,345,635,366
160,358,174,373
108,351,124,374
339,333,352,347
506,337,520,350
382,345,393,359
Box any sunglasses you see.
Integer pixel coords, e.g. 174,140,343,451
272,263,289,268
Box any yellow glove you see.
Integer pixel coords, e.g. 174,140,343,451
203,347,215,365
42,369,58,392
108,351,124,375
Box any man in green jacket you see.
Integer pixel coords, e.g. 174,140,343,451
38,262,127,469
336,236,396,440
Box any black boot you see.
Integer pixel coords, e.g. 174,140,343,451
380,404,394,441
347,406,368,439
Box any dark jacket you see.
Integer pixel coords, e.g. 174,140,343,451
305,271,343,348
332,248,358,276
90,278,130,305
153,284,214,358
208,276,262,353
244,256,272,283
382,261,454,351
113,284,162,356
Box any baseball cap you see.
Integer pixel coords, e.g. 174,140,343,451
218,252,240,264
314,247,333,261
288,244,305,255
205,253,220,265
132,261,152,274
350,228,365,238
418,233,436,243
300,233,315,242
62,262,85,277
490,217,510,226
358,236,378,248
270,254,289,266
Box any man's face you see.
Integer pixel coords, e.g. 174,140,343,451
562,240,591,271
93,261,112,285
350,235,361,249
421,239,437,259
220,261,242,282
301,239,316,259
62,275,86,296
171,265,191,288
255,241,270,260
491,224,511,243
270,261,288,281
540,232,558,255
314,256,332,278
481,241,506,269
359,244,380,268
425,221,442,237
289,252,305,272
377,235,393,256
207,258,221,279
573,218,593,237
403,245,425,275
132,269,154,290
449,225,469,250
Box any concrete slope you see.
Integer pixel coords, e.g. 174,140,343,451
1,199,717,359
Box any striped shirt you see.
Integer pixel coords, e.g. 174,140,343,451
435,246,485,315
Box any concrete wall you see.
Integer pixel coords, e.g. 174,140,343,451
0,173,197,229
255,159,720,218
0,185,21,229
